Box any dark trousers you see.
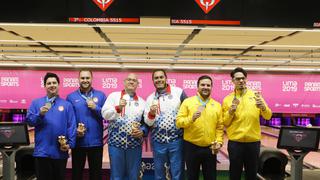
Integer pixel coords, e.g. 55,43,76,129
72,146,103,180
227,140,260,180
35,157,67,180
184,141,217,180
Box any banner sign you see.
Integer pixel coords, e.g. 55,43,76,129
1,70,320,113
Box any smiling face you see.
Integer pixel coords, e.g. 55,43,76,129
232,72,247,91
79,71,92,92
152,70,167,91
45,77,59,98
197,78,212,99
124,73,139,93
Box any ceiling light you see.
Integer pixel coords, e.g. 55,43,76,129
24,63,74,67
172,66,220,70
73,64,122,68
0,63,25,67
267,67,317,72
122,64,171,69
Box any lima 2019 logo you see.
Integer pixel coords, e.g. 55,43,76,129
195,0,221,14
92,0,114,12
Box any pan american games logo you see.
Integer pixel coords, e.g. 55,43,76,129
195,0,221,14
93,0,114,11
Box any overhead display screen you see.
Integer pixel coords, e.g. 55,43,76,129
0,0,140,24
68,0,140,23
0,0,319,26
171,0,241,26
171,0,320,28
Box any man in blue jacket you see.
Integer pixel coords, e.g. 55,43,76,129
67,70,107,180
26,72,76,180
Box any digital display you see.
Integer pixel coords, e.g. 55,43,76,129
0,0,140,24
171,0,320,28
171,0,241,26
68,0,140,23
277,126,319,151
0,123,30,146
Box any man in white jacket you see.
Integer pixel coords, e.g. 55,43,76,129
101,73,147,180
144,69,187,180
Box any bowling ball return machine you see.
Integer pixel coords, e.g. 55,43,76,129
277,126,320,180
0,122,30,180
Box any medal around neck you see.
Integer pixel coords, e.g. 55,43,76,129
86,97,94,104
122,94,130,101
197,105,206,113
152,99,158,106
45,102,52,109
232,97,240,105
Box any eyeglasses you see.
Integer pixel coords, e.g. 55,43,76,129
233,77,246,81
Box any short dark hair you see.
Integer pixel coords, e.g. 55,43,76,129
79,69,93,77
152,69,167,79
230,67,247,78
44,72,60,86
197,75,212,87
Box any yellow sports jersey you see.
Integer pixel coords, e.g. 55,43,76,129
222,89,272,142
176,94,224,147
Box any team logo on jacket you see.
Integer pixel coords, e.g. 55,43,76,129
93,97,98,103
195,0,220,14
92,0,113,12
58,106,64,111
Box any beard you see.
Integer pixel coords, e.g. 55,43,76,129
199,90,210,99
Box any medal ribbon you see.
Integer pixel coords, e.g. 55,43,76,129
46,96,56,105
197,95,209,107
120,90,139,117
78,89,93,101
154,85,172,115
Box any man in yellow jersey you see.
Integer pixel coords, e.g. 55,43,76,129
222,67,272,180
177,75,224,180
